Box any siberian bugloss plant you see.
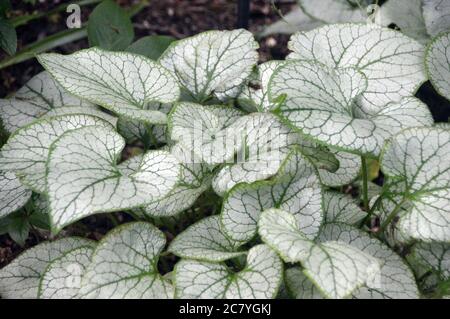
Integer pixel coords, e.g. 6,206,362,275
0,22,449,299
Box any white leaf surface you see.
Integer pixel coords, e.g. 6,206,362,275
380,127,450,242
0,237,94,299
43,106,118,128
139,143,212,217
0,170,31,218
221,148,323,243
38,246,94,299
285,267,324,299
0,114,113,193
287,24,427,112
413,242,450,280
323,191,366,225
318,150,361,187
174,244,282,299
319,223,420,299
169,102,244,165
0,71,94,134
38,48,180,124
238,61,284,112
375,0,429,44
79,222,174,298
117,103,171,144
212,113,298,196
46,126,180,232
299,0,367,23
169,216,245,262
423,0,450,37
258,209,381,299
270,59,433,155
159,29,258,102
426,31,450,101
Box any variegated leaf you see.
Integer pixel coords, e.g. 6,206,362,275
169,215,245,262
0,114,113,193
221,148,323,243
38,48,180,125
270,59,433,155
46,126,180,232
258,209,381,299
159,29,258,102
380,127,450,242
0,238,95,298
174,244,282,299
0,71,94,134
79,222,174,298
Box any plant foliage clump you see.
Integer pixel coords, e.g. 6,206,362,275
0,20,449,299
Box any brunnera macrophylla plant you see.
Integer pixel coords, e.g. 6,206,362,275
0,24,449,299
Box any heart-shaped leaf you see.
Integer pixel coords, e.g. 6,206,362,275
426,31,450,101
380,127,450,242
0,71,95,134
318,223,420,299
169,215,245,262
46,125,180,232
38,246,94,299
174,244,282,299
0,114,113,193
423,0,450,37
221,148,323,243
79,222,174,298
287,24,427,112
0,238,95,298
38,48,180,125
258,209,381,299
159,29,258,102
286,222,420,299
0,170,31,218
270,60,433,155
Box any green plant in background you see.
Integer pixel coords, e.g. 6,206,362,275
0,3,449,300
0,0,151,70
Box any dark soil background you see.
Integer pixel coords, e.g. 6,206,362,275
1,0,450,268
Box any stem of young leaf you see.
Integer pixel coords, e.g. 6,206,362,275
360,156,369,212
143,123,158,150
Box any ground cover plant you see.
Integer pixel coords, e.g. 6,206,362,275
0,1,449,300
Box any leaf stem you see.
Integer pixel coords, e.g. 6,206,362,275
379,198,406,232
360,156,369,211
